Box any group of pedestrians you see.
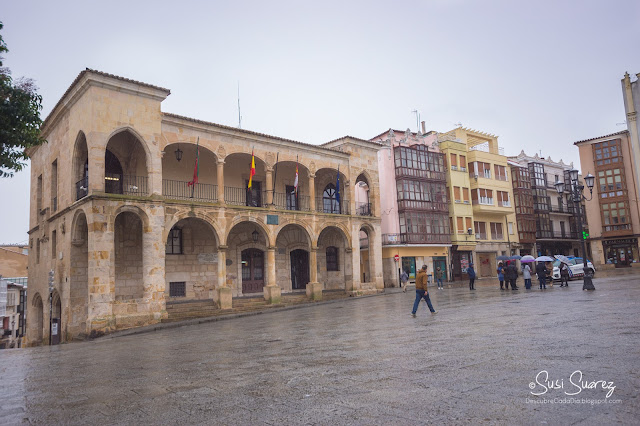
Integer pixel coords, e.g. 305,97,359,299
404,259,570,318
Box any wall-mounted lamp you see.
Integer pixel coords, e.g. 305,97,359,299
175,145,183,162
252,229,259,243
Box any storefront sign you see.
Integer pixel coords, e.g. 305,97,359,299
602,238,638,247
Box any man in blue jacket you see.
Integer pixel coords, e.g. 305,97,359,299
467,263,476,290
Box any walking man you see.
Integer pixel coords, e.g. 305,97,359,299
559,262,570,287
467,263,476,290
411,265,436,317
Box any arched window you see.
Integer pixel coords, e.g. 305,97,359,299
323,184,340,214
326,246,339,271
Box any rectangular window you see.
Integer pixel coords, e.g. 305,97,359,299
454,186,461,202
450,153,458,169
476,188,493,205
457,217,464,233
508,222,514,235
459,155,467,170
326,246,339,271
165,228,183,254
494,165,507,181
37,174,43,213
169,282,186,297
497,191,510,207
490,222,503,240
463,188,470,203
482,162,491,179
51,160,58,212
465,217,472,232
51,230,57,259
474,221,487,239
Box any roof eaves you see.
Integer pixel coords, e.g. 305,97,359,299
574,130,628,145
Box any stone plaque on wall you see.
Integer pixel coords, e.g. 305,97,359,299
267,214,279,225
197,253,218,264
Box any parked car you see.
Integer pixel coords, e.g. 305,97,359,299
552,257,595,280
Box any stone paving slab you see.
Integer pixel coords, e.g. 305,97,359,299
0,274,639,425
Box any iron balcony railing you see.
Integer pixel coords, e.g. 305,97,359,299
315,197,350,215
76,176,88,201
552,231,579,239
355,202,372,216
105,173,148,196
272,192,311,211
224,187,267,207
162,180,218,202
382,233,451,245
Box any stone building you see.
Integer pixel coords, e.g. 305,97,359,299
26,69,383,345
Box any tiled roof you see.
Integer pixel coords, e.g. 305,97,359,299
321,135,384,147
574,130,628,145
163,113,347,154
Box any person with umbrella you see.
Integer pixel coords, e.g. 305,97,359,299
521,255,535,289
505,260,519,290
535,256,554,289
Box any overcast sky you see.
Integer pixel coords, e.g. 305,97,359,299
1,0,639,244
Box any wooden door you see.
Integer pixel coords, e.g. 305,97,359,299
290,249,309,290
241,248,264,293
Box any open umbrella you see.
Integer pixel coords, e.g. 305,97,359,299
509,255,522,260
497,255,510,261
520,255,536,263
554,254,571,265
535,256,555,262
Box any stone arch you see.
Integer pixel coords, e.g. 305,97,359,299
72,130,89,201
359,223,376,283
274,220,314,248
164,216,219,300
271,160,311,210
162,143,219,201
225,216,272,246
104,128,151,195
226,220,271,295
69,208,89,338
275,223,313,292
164,211,222,247
317,225,353,290
315,167,349,214
224,152,268,207
112,205,151,232
354,170,374,216
31,292,44,344
316,222,352,248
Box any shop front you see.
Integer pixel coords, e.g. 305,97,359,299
603,237,639,267
452,245,474,280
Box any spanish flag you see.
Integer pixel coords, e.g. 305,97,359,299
247,150,256,189
187,137,199,187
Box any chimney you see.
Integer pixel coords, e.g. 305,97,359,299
421,121,426,134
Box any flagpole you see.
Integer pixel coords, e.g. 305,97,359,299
272,152,279,206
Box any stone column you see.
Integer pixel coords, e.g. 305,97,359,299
142,205,167,321
216,245,232,309
263,246,281,304
265,167,274,206
86,206,114,334
308,173,316,211
306,247,322,300
347,179,355,216
88,134,106,193
217,160,225,203
350,223,361,292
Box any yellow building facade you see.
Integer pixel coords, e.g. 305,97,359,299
439,128,520,278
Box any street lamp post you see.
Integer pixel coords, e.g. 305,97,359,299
555,170,596,290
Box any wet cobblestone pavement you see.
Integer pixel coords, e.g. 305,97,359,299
1,274,639,425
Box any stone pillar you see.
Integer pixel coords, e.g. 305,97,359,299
86,207,114,334
142,205,167,321
347,179,356,216
265,167,273,206
369,229,384,290
216,245,232,309
308,173,316,211
350,223,361,292
263,246,281,304
217,160,225,203
88,134,106,193
306,247,322,300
